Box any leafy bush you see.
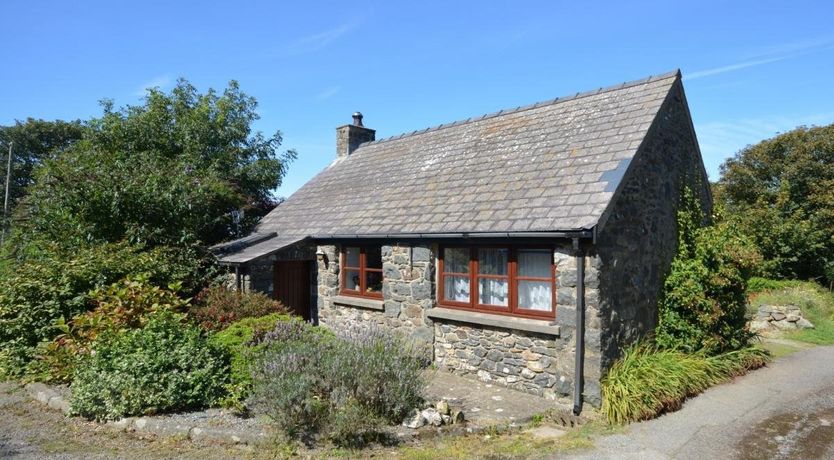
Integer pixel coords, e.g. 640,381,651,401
602,342,769,424
208,313,288,410
26,276,190,383
249,323,425,446
70,310,229,421
0,242,206,378
656,188,761,354
190,285,288,331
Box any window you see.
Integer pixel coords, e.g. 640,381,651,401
340,246,383,298
438,246,555,319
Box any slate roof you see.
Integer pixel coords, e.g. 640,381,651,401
218,70,682,264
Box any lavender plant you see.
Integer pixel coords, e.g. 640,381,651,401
249,322,426,446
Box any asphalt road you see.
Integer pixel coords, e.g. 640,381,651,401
565,344,834,460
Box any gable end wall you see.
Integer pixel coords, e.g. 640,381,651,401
594,79,712,372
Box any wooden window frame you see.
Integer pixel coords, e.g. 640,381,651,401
438,246,556,320
340,246,383,299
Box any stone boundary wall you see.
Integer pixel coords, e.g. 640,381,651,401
24,383,270,445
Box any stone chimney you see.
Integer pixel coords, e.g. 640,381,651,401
336,112,375,159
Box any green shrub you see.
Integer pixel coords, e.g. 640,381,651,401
0,242,206,378
656,188,761,354
249,324,426,447
208,313,288,410
70,310,230,421
26,276,190,383
602,342,769,424
190,285,288,331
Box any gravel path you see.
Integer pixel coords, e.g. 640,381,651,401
562,344,834,460
0,382,257,459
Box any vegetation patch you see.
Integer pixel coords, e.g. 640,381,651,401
749,280,834,345
758,340,811,359
249,322,425,447
601,343,769,424
0,243,204,378
25,276,190,383
190,284,288,331
208,312,289,410
70,310,230,421
655,187,761,354
396,420,620,460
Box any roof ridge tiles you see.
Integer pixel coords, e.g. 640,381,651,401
362,69,680,147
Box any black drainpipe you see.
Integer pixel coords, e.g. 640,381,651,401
235,265,242,292
573,237,585,415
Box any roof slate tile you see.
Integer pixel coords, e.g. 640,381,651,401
221,71,681,263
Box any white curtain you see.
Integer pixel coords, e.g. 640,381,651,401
445,276,470,302
479,278,508,306
518,281,551,311
517,250,552,311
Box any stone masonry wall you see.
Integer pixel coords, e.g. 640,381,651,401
433,244,603,405
595,79,712,373
316,243,436,354
315,241,603,406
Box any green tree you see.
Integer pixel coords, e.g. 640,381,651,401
11,79,295,251
0,119,84,229
718,124,834,283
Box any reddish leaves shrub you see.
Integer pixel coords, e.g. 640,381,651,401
190,285,287,331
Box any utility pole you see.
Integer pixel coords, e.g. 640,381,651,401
2,142,11,247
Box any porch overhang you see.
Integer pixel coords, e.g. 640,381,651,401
211,233,308,266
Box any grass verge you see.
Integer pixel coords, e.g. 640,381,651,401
758,339,810,358
395,421,621,460
601,343,770,425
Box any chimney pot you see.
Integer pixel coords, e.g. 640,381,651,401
352,112,364,127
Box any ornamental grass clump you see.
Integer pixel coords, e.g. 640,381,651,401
601,342,769,425
249,323,426,447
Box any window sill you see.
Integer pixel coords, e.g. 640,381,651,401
427,307,560,337
332,295,384,311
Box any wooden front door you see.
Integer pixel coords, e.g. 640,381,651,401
274,260,311,320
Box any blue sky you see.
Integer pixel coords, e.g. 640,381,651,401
2,1,833,196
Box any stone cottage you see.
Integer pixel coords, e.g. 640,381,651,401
212,69,711,413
